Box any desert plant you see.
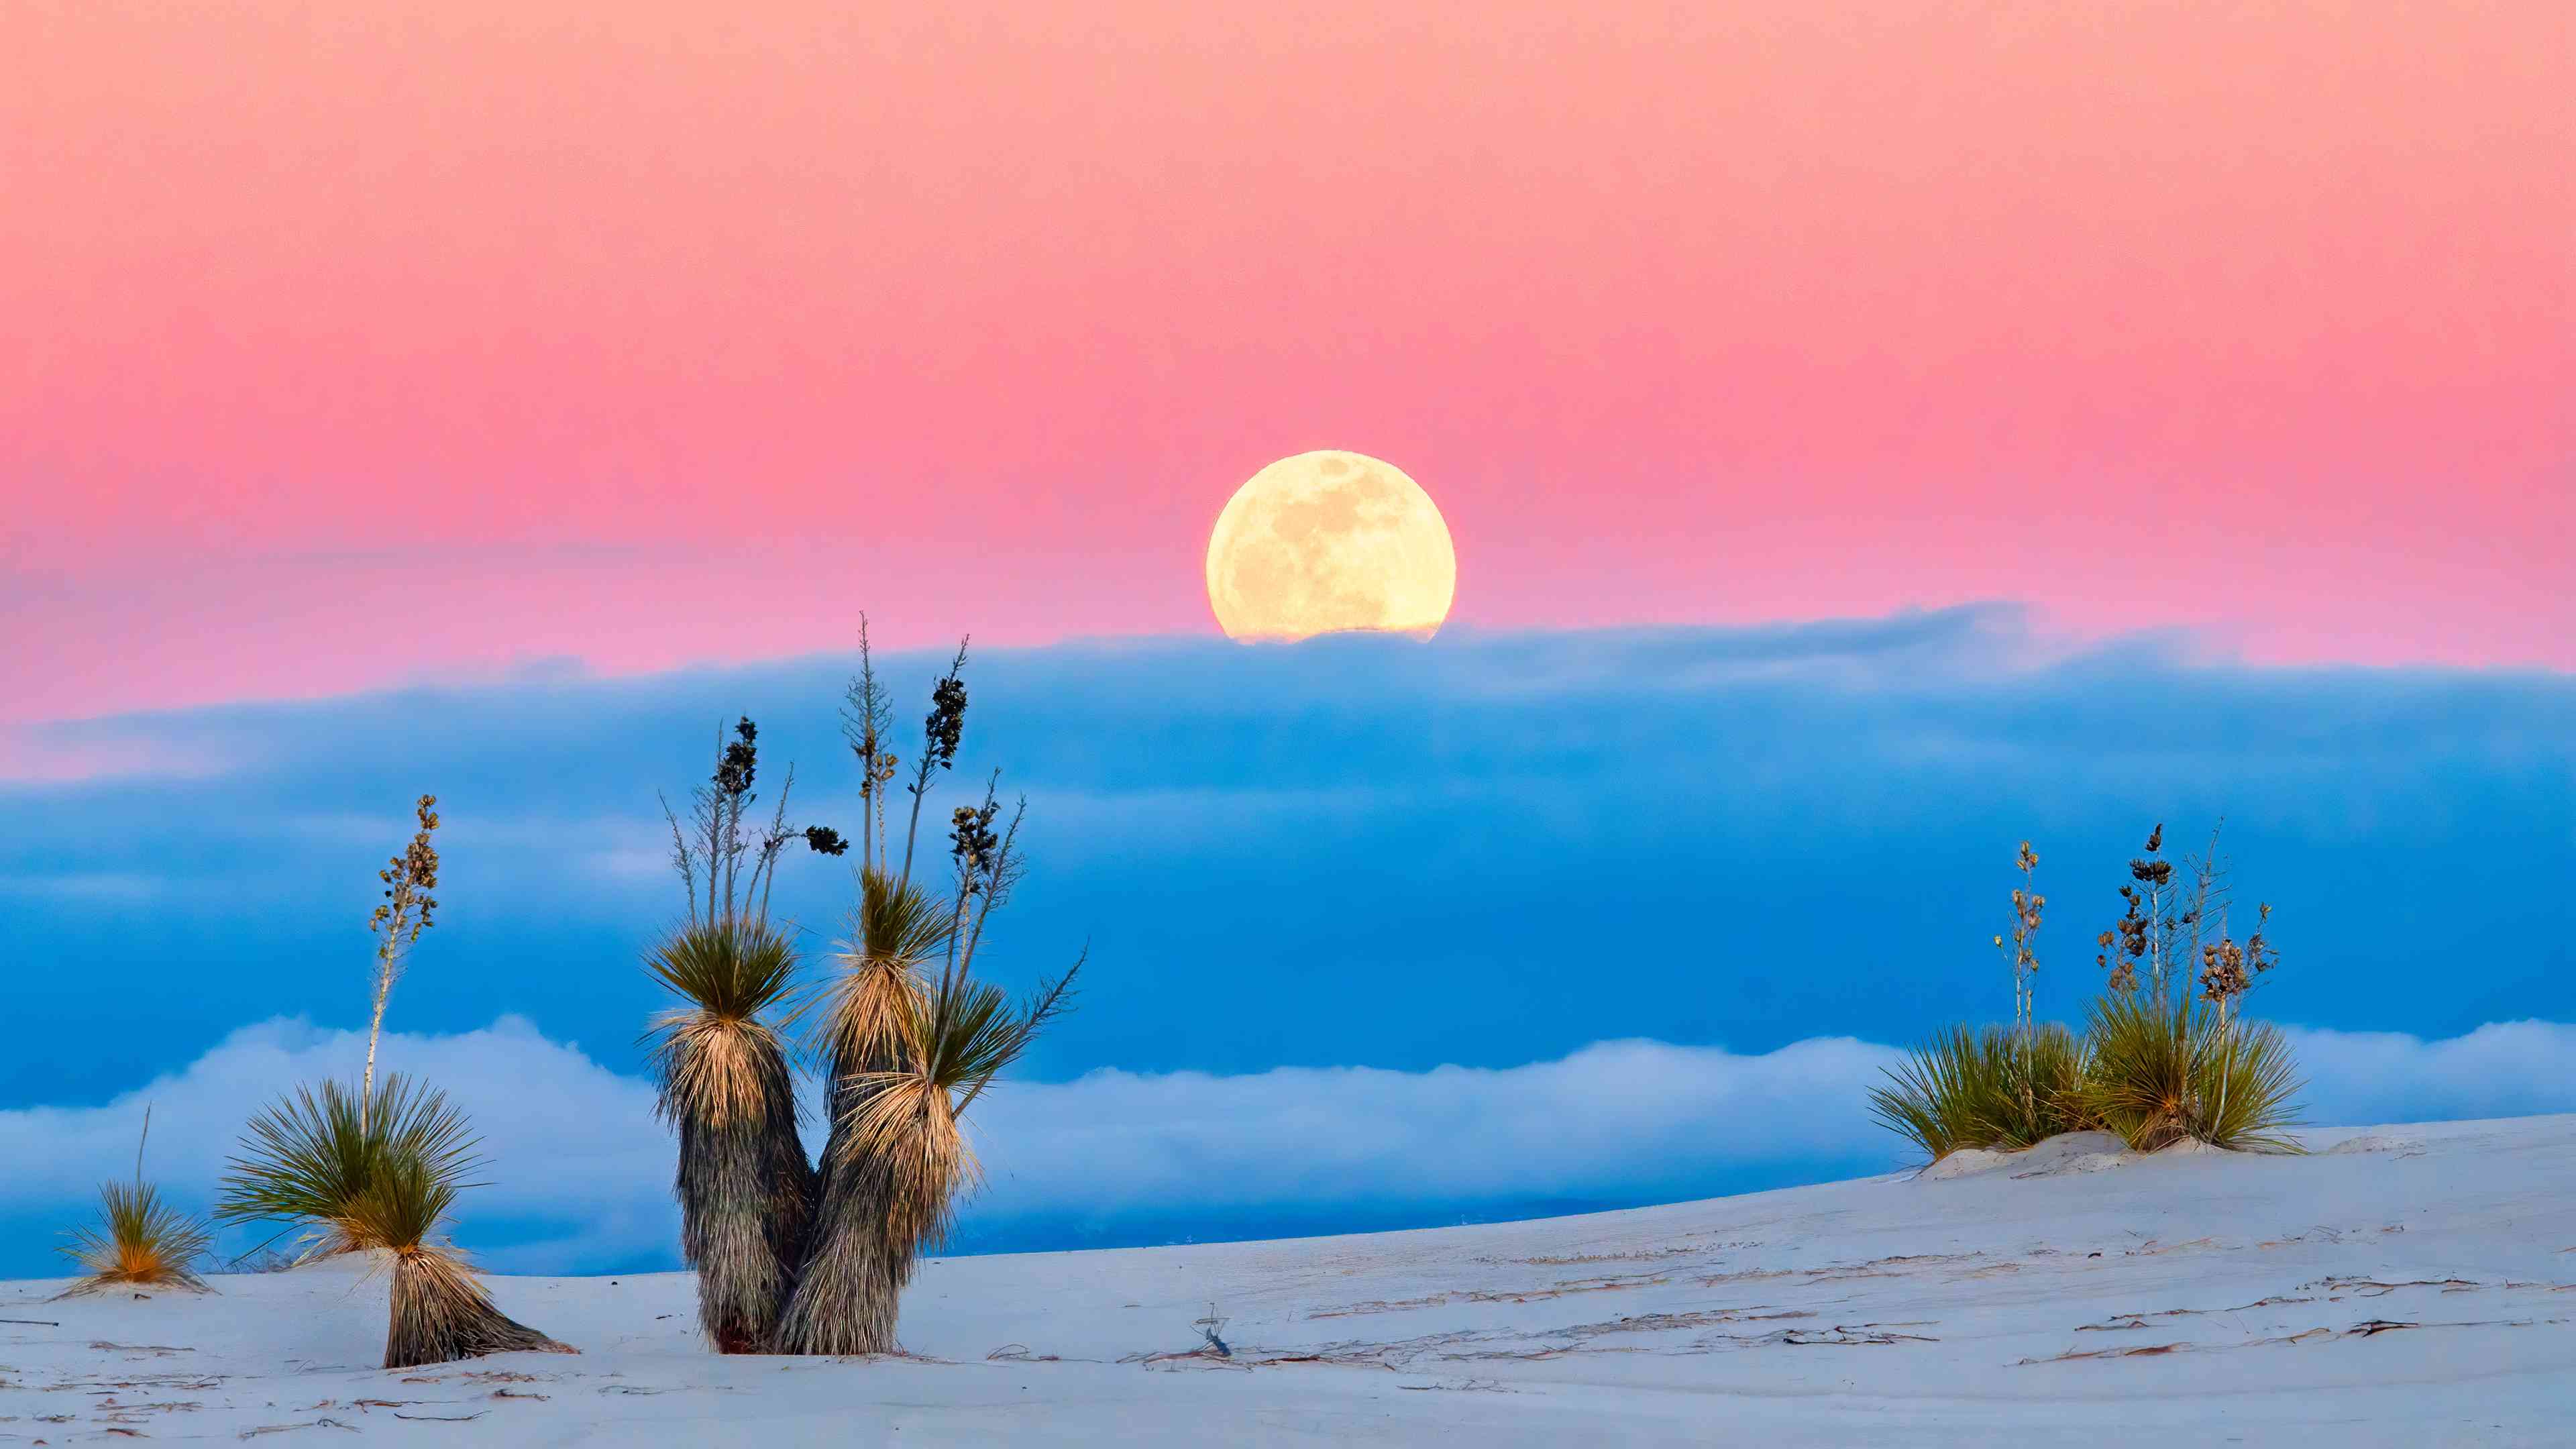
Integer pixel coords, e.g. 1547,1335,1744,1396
1976,1022,2089,1150
1996,840,2045,1038
1873,841,2090,1161
337,1132,571,1368
647,714,840,1352
2081,989,2302,1152
657,716,847,932
1886,822,2304,1161
772,867,951,1353
217,804,458,1262
2082,820,2300,1149
214,1074,475,1259
218,1075,566,1365
362,795,441,1130
2095,824,2169,996
1869,1022,2091,1161
56,1108,213,1296
775,641,1080,1356
1870,1025,1989,1160
773,633,960,1355
2197,900,2280,1026
841,614,903,877
645,918,816,1352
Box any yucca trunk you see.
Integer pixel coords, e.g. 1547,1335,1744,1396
773,1139,907,1354
671,1037,815,1352
647,918,816,1354
777,1074,960,1356
776,869,950,1356
774,1024,910,1356
383,1245,572,1369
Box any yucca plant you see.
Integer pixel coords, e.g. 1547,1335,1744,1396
1872,841,2090,1161
647,712,842,1352
1869,1022,2091,1161
2082,989,2302,1152
345,1137,568,1368
215,1075,566,1366
214,1074,475,1259
362,795,441,1131
781,941,1077,1356
774,641,1081,1356
843,961,1075,1260
2080,821,2302,1152
57,1108,213,1297
1989,1025,2091,1149
213,793,455,1263
1870,1025,1990,1161
773,867,949,1354
645,919,816,1352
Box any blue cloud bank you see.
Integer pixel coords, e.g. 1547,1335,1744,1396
2,606,2568,1275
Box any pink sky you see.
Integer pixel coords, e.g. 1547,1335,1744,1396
5,0,2569,729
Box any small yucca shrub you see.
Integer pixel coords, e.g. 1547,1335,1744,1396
1974,1023,2092,1150
2082,990,2302,1152
59,1111,215,1297
1870,1022,2091,1161
213,1074,476,1259
1869,1026,1986,1161
219,1075,568,1367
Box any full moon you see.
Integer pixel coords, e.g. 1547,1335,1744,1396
1205,450,1458,642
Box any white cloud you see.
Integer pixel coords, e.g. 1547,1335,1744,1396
0,1018,666,1271
963,1036,1904,1220
9,1016,2575,1277
2284,1020,2576,1127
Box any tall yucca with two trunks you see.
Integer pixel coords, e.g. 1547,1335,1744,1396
649,627,1083,1357
648,715,844,1352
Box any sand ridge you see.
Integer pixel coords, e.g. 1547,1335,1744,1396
5,1115,2570,1445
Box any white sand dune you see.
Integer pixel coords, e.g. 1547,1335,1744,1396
7,1116,2571,1445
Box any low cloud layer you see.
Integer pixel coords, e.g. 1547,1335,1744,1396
7,1014,2573,1278
6,612,2569,1116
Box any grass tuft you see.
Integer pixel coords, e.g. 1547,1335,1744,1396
58,1179,214,1297
1869,1022,2092,1161
2082,991,2303,1152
